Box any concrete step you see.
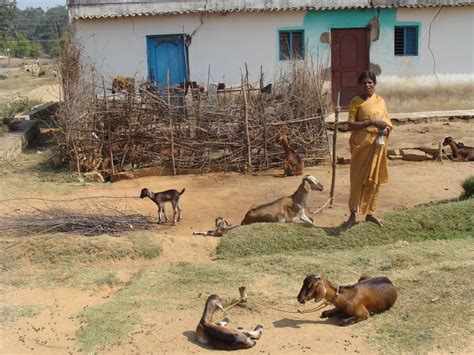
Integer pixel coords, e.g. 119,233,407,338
0,120,40,162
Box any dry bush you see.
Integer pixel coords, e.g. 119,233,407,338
52,42,330,180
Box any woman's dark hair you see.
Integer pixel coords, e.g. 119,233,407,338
358,71,377,85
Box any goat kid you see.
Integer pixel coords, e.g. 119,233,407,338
193,217,239,237
442,136,474,161
241,175,323,226
276,132,304,176
140,187,185,226
297,274,397,326
196,294,263,350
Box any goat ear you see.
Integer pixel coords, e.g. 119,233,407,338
314,282,326,302
224,219,230,226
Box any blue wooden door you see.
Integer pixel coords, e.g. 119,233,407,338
147,35,188,88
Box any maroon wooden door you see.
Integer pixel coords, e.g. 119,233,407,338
331,28,369,110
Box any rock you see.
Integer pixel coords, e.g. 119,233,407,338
387,148,400,156
110,171,134,182
401,153,429,162
388,155,403,160
337,156,351,164
84,171,105,183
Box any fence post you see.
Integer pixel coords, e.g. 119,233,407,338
167,69,177,175
330,92,341,206
241,72,252,170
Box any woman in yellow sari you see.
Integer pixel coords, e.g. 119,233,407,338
344,71,393,228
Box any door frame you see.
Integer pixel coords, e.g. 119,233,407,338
330,27,370,110
146,34,190,88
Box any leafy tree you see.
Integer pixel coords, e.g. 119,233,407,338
0,0,17,43
15,5,68,56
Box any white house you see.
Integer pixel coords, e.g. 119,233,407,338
68,0,474,110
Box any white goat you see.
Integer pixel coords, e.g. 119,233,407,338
241,175,324,226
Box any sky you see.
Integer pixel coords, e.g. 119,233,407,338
16,0,66,9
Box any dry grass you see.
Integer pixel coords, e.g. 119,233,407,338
377,75,474,112
0,67,59,105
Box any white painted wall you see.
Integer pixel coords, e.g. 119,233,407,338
377,6,474,77
73,11,305,86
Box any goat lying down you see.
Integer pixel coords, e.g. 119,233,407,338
297,275,397,326
196,294,263,350
193,217,239,237
241,175,324,226
140,187,185,226
443,136,474,161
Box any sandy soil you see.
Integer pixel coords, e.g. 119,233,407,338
1,121,473,354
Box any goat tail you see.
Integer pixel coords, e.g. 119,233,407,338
179,188,186,195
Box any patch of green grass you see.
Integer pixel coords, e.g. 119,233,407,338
217,198,474,259
0,304,43,326
1,233,162,268
76,270,144,353
0,97,42,127
461,175,474,198
74,238,473,353
75,261,253,352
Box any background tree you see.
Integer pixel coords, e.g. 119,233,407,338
0,0,17,47
1,2,67,57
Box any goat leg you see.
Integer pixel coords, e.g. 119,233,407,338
157,204,163,224
321,308,343,319
298,209,314,226
242,325,263,340
177,203,182,221
339,316,358,326
162,205,169,223
216,317,230,327
340,309,369,326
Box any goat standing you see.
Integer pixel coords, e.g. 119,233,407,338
241,175,323,226
297,275,397,326
276,132,304,176
196,294,263,350
140,187,185,226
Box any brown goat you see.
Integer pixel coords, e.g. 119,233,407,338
276,132,304,176
442,136,474,161
241,175,324,226
297,275,397,326
196,294,263,350
193,217,239,237
140,187,185,225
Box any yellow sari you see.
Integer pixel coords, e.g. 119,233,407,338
348,94,393,215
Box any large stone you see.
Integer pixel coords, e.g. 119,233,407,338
84,171,105,183
400,149,429,161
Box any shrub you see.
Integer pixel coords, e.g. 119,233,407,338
461,175,474,198
0,97,42,128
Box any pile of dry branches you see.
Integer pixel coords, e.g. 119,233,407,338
0,198,155,237
54,40,330,180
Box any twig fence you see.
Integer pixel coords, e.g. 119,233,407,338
55,39,330,180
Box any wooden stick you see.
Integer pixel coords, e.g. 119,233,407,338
167,70,177,175
241,71,252,170
330,92,341,207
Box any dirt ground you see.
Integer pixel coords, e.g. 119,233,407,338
1,62,473,353
0,65,60,105
1,119,473,354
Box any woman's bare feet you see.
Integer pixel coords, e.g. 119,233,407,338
366,214,384,227
343,211,357,229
